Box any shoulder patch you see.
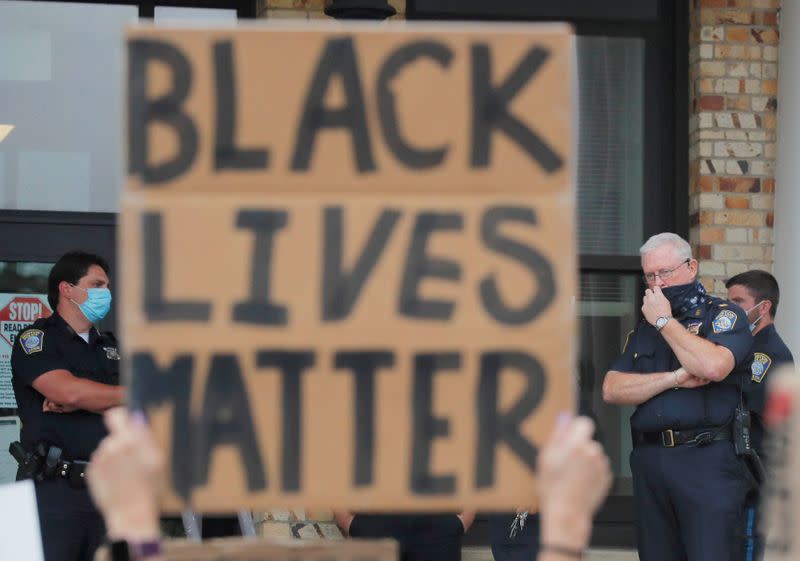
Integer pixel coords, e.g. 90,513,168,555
19,329,44,355
712,309,738,334
752,352,772,383
622,330,634,354
686,321,702,335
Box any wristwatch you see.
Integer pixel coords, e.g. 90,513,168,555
655,316,672,331
109,539,162,561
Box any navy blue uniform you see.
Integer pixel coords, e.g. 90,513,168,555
487,513,540,561
745,323,793,454
613,296,754,561
11,312,121,561
742,323,793,561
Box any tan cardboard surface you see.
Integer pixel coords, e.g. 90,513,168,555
125,22,572,193
122,22,576,512
95,537,397,561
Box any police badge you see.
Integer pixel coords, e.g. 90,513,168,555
103,346,121,361
751,352,772,383
19,329,44,355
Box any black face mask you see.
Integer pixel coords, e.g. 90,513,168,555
661,280,707,319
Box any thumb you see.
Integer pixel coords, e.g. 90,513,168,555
546,411,573,449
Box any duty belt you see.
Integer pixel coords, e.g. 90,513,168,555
56,459,89,488
10,442,89,488
634,426,732,448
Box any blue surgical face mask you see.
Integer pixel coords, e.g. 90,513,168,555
70,285,112,323
745,301,766,333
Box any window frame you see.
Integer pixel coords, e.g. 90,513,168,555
0,0,257,19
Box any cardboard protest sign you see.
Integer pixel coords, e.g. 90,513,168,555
95,537,396,561
762,365,800,561
122,22,576,511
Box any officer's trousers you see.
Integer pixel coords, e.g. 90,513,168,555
631,440,752,561
36,478,106,561
743,487,763,561
487,513,540,561
349,513,464,561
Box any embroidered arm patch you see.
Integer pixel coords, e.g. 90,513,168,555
19,329,44,355
712,309,737,334
751,352,772,383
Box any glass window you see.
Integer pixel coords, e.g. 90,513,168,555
0,261,52,412
0,261,53,482
579,272,639,495
577,36,644,256
0,1,138,212
575,36,646,496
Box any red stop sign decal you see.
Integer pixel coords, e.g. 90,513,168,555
0,296,52,348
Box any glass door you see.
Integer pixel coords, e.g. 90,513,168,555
0,261,52,482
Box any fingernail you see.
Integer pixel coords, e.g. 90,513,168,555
131,410,148,426
556,411,571,427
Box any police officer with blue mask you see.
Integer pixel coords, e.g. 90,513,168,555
11,251,125,561
726,269,794,561
726,270,794,454
603,233,754,561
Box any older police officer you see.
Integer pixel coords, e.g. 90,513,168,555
603,233,753,561
12,251,125,561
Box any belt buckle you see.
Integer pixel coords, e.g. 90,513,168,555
661,429,675,447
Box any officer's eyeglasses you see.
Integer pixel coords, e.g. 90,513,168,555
642,259,690,284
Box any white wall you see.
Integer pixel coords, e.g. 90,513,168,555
775,1,800,356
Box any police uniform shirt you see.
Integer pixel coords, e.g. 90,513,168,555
746,323,793,450
11,312,120,461
611,298,753,433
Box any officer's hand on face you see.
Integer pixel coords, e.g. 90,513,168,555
675,367,710,389
42,399,77,414
642,285,672,326
537,415,611,550
86,407,163,541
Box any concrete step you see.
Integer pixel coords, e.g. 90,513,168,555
462,546,639,561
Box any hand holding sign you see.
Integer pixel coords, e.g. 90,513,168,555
87,408,163,541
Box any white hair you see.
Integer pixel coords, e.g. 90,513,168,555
639,232,693,260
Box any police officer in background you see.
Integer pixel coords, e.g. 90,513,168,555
726,270,794,454
603,233,754,561
11,251,125,561
726,270,794,561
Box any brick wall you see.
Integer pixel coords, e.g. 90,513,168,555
256,0,405,19
689,0,781,295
